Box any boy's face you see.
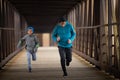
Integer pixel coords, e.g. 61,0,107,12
27,29,33,35
59,21,66,27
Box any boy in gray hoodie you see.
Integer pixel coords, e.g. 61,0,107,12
17,26,39,72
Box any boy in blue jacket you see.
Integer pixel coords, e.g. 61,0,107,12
17,26,39,72
52,18,76,76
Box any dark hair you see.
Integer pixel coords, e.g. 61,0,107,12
58,17,66,23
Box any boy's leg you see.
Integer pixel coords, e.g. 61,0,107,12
31,52,36,61
58,46,67,76
65,47,72,66
27,51,32,72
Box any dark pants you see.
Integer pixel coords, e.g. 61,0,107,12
58,46,72,73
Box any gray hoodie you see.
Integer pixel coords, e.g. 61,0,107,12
17,34,39,53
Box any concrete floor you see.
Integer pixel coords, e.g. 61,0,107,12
0,47,115,80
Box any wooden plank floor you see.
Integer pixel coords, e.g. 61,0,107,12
0,47,116,80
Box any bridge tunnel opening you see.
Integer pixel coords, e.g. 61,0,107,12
0,0,120,79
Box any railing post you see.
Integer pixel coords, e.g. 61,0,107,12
116,0,120,75
108,0,113,73
0,29,1,63
99,0,108,71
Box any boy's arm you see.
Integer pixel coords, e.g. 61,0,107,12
34,35,40,48
17,35,27,48
69,26,76,42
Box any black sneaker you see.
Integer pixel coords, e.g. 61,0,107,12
66,61,70,66
28,68,32,72
63,72,68,76
32,58,36,61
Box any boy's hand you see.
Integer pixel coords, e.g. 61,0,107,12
36,44,39,48
68,39,71,44
57,36,60,42
34,48,38,53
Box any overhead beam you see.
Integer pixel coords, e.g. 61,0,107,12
9,1,78,4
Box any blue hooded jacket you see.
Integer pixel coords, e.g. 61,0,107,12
52,21,76,48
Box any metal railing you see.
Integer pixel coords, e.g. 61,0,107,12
73,23,120,78
0,27,21,69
